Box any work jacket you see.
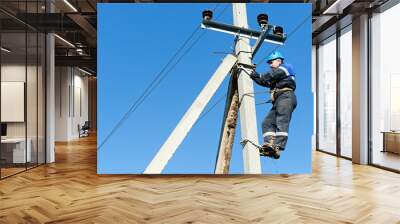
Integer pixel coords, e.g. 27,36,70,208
250,63,296,91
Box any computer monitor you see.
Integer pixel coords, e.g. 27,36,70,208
1,123,7,137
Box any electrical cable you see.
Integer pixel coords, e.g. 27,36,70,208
98,28,205,150
193,93,228,127
98,4,228,150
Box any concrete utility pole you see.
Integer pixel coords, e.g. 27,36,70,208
232,3,262,174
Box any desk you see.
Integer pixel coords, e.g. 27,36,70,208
1,138,32,163
382,131,400,155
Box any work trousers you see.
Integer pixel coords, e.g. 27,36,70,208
262,90,297,149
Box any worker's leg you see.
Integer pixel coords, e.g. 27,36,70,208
262,105,276,145
274,91,297,150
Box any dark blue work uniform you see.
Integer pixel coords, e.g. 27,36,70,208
250,63,297,150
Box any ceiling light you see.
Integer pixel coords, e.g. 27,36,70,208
1,47,11,53
54,34,75,48
63,0,78,12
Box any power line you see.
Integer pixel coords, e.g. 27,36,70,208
215,4,229,20
98,4,228,150
194,93,228,126
98,28,202,151
98,28,205,151
122,4,225,112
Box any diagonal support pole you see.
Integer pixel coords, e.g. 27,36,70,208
144,54,238,174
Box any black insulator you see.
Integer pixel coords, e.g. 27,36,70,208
202,10,213,20
257,14,268,27
273,26,284,36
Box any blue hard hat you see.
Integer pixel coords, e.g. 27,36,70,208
266,51,284,63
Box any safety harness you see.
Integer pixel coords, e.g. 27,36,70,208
270,87,293,102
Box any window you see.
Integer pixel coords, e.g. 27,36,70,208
370,3,400,171
317,35,337,154
339,26,352,158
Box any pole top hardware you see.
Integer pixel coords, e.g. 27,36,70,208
200,13,286,52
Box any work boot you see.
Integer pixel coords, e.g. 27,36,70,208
259,143,275,157
260,143,280,159
272,146,280,159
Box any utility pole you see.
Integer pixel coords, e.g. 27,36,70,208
232,3,262,174
145,3,286,174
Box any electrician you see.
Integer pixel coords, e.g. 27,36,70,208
249,51,297,158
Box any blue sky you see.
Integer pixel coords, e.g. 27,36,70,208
97,3,312,174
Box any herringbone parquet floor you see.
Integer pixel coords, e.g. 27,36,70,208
1,134,400,224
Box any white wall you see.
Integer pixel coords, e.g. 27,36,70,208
55,66,69,141
71,72,89,138
55,67,89,141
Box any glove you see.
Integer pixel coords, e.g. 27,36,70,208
249,71,259,79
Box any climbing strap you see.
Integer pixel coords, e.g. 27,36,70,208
238,91,271,108
240,139,263,150
240,139,280,159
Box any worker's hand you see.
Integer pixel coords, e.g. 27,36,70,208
249,71,258,79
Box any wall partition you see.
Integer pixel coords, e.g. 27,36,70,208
0,30,28,178
0,1,47,179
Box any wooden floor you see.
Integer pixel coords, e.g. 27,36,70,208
373,151,400,171
1,167,26,178
1,135,400,224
